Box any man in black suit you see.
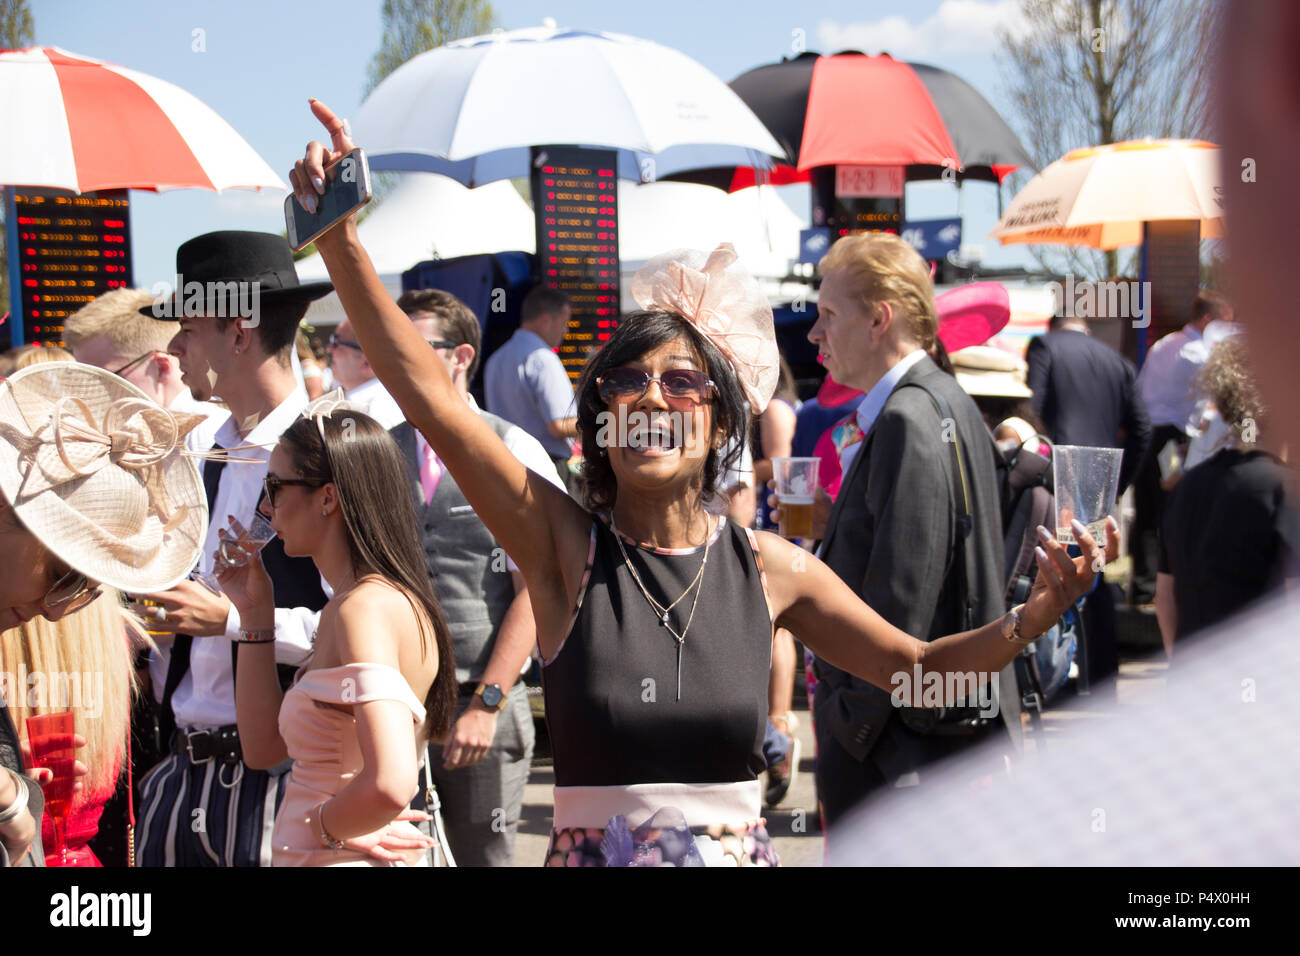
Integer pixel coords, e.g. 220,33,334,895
805,234,1017,832
1025,314,1151,495
1025,314,1151,693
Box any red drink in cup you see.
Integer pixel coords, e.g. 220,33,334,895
25,712,76,865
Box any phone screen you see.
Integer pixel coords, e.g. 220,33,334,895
286,148,371,250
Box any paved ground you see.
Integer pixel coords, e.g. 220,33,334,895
511,606,1168,867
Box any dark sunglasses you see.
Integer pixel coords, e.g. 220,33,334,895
42,567,102,617
328,333,363,353
262,475,326,509
111,351,160,377
426,339,459,351
597,367,715,406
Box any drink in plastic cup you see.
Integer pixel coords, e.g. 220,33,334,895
25,711,76,864
772,457,820,540
1052,445,1123,544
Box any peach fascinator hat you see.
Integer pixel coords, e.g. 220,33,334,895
0,362,208,592
629,243,779,413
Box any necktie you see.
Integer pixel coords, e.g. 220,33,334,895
203,445,226,513
420,439,441,504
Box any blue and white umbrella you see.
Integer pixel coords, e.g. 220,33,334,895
353,24,786,187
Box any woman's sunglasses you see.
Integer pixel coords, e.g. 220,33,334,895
596,368,715,406
42,568,102,617
262,476,326,509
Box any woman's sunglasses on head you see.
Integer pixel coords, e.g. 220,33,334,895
597,368,715,406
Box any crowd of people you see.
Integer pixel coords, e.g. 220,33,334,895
3,3,1298,866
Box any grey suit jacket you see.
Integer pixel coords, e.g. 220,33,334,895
814,356,1020,778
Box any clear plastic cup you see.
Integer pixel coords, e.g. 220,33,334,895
772,457,820,540
1052,445,1123,544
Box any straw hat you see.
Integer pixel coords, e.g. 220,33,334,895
951,345,1033,398
0,362,208,592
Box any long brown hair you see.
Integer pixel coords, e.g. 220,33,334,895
279,412,456,740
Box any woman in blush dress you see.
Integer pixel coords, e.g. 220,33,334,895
218,407,456,866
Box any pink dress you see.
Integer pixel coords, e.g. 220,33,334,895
272,662,429,867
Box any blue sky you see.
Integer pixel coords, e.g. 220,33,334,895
29,0,1034,284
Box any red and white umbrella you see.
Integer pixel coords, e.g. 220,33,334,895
0,46,284,193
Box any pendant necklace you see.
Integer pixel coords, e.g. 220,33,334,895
611,515,713,701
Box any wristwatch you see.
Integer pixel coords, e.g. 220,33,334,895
1001,603,1034,645
474,682,508,712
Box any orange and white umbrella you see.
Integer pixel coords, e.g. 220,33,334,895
0,46,284,193
989,139,1223,250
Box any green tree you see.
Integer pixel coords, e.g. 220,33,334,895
0,0,36,318
363,0,496,207
366,0,494,94
997,0,1214,279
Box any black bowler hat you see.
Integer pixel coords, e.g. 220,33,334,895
142,231,333,319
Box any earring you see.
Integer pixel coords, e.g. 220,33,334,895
234,348,241,355
321,509,327,516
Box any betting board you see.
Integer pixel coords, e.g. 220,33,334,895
530,147,620,382
5,187,132,347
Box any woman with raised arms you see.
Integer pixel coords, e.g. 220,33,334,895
292,100,1118,866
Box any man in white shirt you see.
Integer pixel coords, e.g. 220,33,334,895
325,318,406,428
1131,291,1233,605
391,287,563,865
133,231,333,867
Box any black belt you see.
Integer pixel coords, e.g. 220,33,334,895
171,724,242,764
456,677,523,697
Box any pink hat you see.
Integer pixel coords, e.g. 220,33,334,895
936,282,1011,353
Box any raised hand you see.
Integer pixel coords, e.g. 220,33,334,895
289,99,356,220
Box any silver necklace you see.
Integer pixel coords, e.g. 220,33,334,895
611,515,713,701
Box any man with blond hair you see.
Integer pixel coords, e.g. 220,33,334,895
803,233,1015,833
64,287,225,451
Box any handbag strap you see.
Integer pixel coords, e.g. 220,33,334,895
419,751,457,867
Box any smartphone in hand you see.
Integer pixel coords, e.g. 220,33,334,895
285,147,372,250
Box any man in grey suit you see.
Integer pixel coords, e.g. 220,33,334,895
387,289,565,866
805,234,1017,833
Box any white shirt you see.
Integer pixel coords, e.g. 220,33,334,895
146,392,228,703
1138,324,1210,430
414,393,566,573
839,350,928,478
345,376,406,430
170,389,321,730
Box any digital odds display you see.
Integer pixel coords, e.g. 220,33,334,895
7,187,132,347
530,147,620,382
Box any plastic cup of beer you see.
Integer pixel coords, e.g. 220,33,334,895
1052,445,1123,544
772,457,820,540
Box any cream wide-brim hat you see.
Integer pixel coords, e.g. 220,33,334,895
0,363,208,593
952,345,1033,398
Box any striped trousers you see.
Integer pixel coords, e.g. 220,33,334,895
136,751,289,867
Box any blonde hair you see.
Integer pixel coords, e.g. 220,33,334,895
1199,338,1266,439
63,288,177,356
1,590,145,799
12,344,74,369
818,233,938,351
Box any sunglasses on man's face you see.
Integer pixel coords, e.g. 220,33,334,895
327,333,363,353
596,367,715,406
111,351,160,377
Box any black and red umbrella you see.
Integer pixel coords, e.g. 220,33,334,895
670,51,1033,191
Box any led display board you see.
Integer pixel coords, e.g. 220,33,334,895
7,187,132,347
531,147,619,382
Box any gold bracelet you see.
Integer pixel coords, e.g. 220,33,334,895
235,628,275,643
